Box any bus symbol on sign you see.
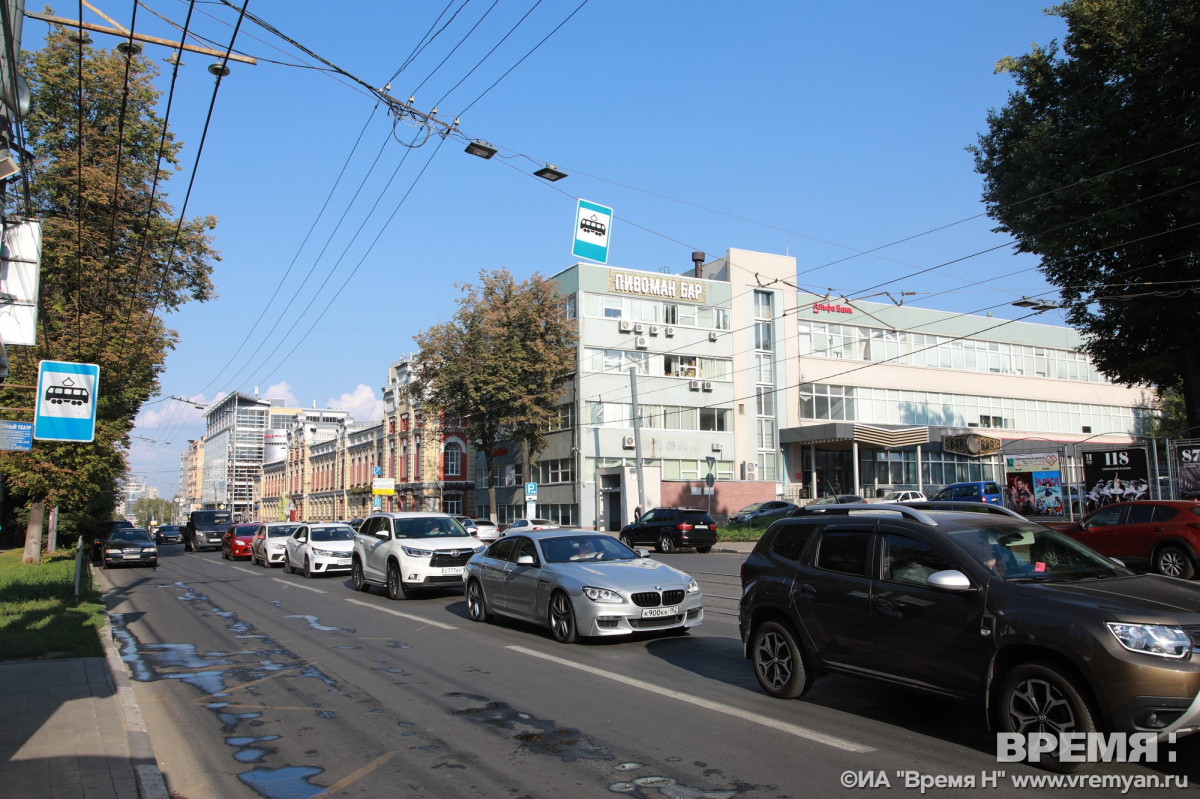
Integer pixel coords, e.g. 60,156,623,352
45,380,90,406
579,215,606,237
35,360,100,442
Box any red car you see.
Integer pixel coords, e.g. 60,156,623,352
1062,500,1200,579
222,522,259,560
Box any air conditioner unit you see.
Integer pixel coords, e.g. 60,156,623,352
634,336,649,349
634,323,646,334
711,442,723,452
622,435,635,449
649,325,660,336
689,379,702,391
702,381,713,391
618,320,633,333
742,462,758,480
664,326,675,337
708,331,719,342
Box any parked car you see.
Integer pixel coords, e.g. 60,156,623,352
470,517,501,543
250,522,302,567
90,519,135,560
221,523,259,560
878,490,927,503
350,512,483,598
739,502,1200,772
618,507,717,553
1061,500,1200,579
465,530,703,643
929,481,1004,505
183,509,233,552
101,528,158,569
348,518,365,532
729,501,799,526
154,524,182,544
808,494,866,506
505,518,559,534
284,522,357,577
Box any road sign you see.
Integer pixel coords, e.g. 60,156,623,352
0,420,32,451
34,360,100,442
372,477,396,496
572,199,613,264
525,482,538,500
372,466,381,476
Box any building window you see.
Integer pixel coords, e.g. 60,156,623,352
664,355,698,378
443,441,463,477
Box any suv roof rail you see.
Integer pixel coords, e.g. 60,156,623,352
903,501,1027,520
794,502,942,526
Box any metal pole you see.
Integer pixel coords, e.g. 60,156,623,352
628,367,646,512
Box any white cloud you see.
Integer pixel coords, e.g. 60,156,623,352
262,382,300,408
328,384,384,421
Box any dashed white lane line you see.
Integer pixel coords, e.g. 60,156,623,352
343,598,458,630
506,644,874,753
270,578,325,593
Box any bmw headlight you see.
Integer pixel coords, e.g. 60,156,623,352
685,578,699,594
402,546,434,558
583,586,623,603
311,548,337,557
1107,622,1192,659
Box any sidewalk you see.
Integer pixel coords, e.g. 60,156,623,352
0,614,168,798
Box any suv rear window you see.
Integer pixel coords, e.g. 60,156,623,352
681,511,713,524
770,523,816,561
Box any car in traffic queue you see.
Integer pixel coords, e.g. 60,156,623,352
618,507,717,553
91,519,135,561
154,524,183,544
183,509,233,552
739,501,1200,772
102,528,158,569
1061,499,1200,579
465,530,703,643
350,512,483,599
283,522,357,578
221,523,259,560
249,521,302,567
470,517,501,543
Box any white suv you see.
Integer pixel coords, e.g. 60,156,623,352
351,512,483,599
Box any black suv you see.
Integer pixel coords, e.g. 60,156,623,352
739,502,1200,771
618,507,717,553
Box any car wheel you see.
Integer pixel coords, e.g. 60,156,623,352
997,662,1097,773
221,545,229,560
619,533,634,548
386,562,407,600
751,620,811,699
549,591,578,643
1154,545,1195,580
696,546,712,554
466,579,493,623
352,559,370,592
657,534,675,554
184,537,192,552
303,556,313,579
283,553,293,574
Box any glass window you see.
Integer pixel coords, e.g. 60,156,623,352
772,526,815,562
816,530,870,576
882,534,952,586
443,442,462,477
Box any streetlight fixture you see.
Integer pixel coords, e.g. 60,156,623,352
1013,296,1063,312
533,164,567,182
464,140,497,159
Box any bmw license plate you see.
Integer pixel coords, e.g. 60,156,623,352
694,524,708,529
442,567,465,576
642,606,678,618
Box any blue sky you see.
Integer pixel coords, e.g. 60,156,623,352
23,1,1071,495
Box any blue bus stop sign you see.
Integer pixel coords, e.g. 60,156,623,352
35,360,100,442
572,199,613,264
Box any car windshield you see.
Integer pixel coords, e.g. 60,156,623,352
309,526,355,542
736,503,766,514
881,492,905,500
541,535,637,564
396,517,469,538
268,525,300,537
947,522,1127,581
110,529,152,543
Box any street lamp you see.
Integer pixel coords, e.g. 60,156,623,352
1012,297,1063,312
464,140,497,159
533,164,567,182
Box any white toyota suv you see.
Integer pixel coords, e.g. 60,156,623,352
351,512,483,599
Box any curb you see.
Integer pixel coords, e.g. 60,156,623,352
96,568,170,799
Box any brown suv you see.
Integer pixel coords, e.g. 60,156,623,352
739,502,1200,771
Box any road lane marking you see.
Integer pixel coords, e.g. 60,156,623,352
271,578,325,594
315,751,396,798
231,566,258,576
344,598,458,630
506,645,874,753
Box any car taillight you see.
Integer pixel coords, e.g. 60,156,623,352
677,522,693,532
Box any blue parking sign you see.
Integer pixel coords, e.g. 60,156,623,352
35,361,100,442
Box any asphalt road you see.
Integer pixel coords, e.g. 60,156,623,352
97,545,1198,799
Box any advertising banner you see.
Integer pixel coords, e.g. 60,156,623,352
1004,453,1062,515
1176,443,1200,501
1080,448,1150,512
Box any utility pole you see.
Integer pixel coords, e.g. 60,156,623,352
628,367,646,515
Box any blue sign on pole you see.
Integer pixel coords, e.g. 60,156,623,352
35,360,100,442
525,482,538,500
572,199,613,264
0,421,33,451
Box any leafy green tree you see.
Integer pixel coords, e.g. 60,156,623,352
407,269,577,519
132,496,175,528
2,29,219,561
972,0,1200,431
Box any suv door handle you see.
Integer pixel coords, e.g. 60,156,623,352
801,583,816,598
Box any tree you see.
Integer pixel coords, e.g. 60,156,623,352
2,30,219,561
132,496,175,528
407,269,577,520
972,0,1200,431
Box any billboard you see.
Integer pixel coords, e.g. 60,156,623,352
1080,447,1150,512
1004,453,1062,515
1176,443,1200,501
0,220,42,346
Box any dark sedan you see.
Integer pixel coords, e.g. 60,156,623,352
154,524,182,544
102,528,158,568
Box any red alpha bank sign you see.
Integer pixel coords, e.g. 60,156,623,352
812,301,853,315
